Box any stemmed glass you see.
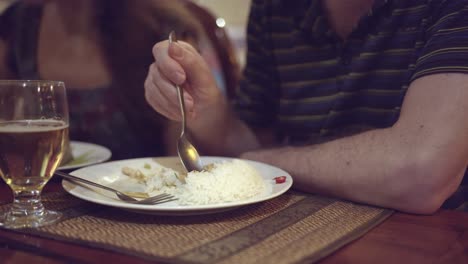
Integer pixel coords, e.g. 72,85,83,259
0,80,69,229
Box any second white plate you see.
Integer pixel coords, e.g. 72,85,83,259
58,141,112,170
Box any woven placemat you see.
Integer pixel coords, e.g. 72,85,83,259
1,191,392,264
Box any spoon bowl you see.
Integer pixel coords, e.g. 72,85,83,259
177,134,203,172
169,31,203,172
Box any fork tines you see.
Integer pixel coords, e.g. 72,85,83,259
135,193,178,205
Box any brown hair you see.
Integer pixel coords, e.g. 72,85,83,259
97,0,203,155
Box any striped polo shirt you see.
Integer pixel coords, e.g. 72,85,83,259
235,0,468,145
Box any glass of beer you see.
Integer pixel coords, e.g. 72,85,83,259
0,80,68,229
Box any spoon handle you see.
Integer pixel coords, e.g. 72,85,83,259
176,85,186,136
169,31,187,136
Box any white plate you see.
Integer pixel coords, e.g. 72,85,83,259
62,157,293,215
58,141,112,170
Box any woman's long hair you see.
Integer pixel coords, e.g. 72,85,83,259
96,0,203,156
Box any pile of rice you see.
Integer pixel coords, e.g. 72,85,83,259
121,159,267,205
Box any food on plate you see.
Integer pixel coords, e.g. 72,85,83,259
122,163,183,191
121,159,269,205
274,176,287,184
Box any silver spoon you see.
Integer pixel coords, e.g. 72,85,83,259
169,31,203,172
55,171,177,205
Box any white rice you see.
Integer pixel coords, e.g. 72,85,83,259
169,159,267,205
121,159,268,205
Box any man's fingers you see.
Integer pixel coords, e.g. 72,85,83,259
152,41,186,85
145,63,195,121
145,64,179,121
167,41,212,87
153,65,182,109
145,82,179,121
148,39,215,122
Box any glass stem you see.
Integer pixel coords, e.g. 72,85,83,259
9,189,46,218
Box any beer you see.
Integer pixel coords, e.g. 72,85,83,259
0,120,68,192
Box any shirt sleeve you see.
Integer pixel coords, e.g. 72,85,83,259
234,0,281,128
411,1,468,81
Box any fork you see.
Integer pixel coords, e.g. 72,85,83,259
55,171,177,205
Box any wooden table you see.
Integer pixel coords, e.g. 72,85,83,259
1,181,468,264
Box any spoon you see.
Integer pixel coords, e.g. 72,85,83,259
169,31,203,172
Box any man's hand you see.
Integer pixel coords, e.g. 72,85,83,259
145,40,260,156
144,40,223,124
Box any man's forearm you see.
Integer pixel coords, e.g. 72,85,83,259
241,126,465,214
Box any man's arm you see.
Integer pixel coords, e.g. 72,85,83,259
242,73,468,214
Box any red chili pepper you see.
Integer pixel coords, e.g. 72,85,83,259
274,176,287,184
